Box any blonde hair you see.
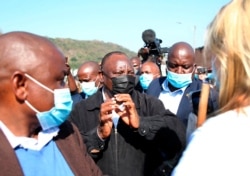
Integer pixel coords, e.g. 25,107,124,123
204,0,250,113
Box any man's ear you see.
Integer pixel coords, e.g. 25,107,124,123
12,71,28,101
99,71,104,83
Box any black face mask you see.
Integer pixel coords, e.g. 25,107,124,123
111,75,135,95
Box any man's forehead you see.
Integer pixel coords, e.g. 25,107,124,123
105,54,130,66
177,49,187,56
131,58,140,63
80,66,94,73
132,60,139,64
116,63,132,70
104,61,132,72
141,64,151,71
168,57,194,64
169,49,194,61
77,72,94,79
171,48,188,57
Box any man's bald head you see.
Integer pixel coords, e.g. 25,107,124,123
78,61,100,76
168,42,195,63
0,31,65,78
140,61,161,78
77,61,101,87
0,31,68,133
166,41,196,75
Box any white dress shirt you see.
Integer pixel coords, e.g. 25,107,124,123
159,79,187,114
0,121,59,151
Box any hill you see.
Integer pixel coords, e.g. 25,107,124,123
48,38,137,69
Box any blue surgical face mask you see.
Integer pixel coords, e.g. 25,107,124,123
24,73,73,131
206,73,214,80
81,81,98,96
139,73,154,90
167,70,193,88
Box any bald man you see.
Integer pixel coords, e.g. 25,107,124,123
139,61,161,91
71,61,102,106
0,31,102,175
147,42,219,129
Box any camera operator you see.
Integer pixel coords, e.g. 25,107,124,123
195,66,215,86
137,29,169,74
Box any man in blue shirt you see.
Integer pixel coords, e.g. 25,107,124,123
0,31,102,176
147,42,219,129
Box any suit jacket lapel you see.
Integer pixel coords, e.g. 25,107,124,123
0,130,23,176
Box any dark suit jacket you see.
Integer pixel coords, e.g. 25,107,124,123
71,92,87,107
146,77,219,126
69,89,186,176
0,121,102,176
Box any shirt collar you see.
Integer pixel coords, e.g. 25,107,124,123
0,121,59,150
102,87,107,101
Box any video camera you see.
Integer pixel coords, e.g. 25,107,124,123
196,67,212,74
196,67,214,85
141,29,169,57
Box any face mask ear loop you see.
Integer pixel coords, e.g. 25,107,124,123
24,73,54,94
93,76,100,88
96,79,101,88
24,100,40,113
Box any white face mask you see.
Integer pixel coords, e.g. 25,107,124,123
24,73,73,131
80,81,98,96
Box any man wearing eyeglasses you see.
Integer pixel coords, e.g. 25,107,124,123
146,42,219,129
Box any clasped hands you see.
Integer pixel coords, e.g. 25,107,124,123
98,94,139,139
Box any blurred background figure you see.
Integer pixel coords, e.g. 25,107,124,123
138,61,161,92
65,56,79,94
71,61,102,106
130,56,142,93
130,56,142,75
194,66,215,87
172,0,250,175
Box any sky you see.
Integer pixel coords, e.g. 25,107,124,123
1,0,230,52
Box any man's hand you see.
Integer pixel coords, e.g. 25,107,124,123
98,99,116,139
114,94,139,129
65,57,71,76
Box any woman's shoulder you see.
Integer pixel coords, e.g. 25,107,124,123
191,106,250,141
